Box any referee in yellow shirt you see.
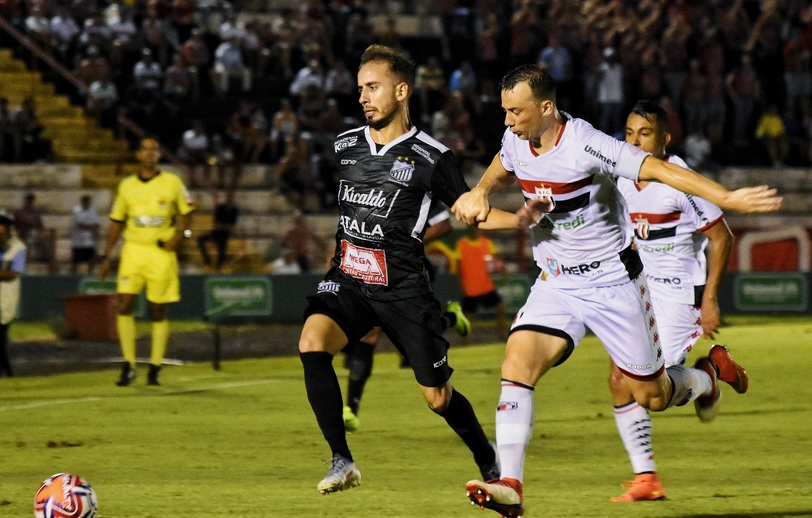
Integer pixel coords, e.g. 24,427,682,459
99,137,195,386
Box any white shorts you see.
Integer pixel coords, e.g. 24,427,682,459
511,274,665,380
650,295,702,366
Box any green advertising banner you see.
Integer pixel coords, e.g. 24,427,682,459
204,277,272,320
734,273,808,312
495,276,531,313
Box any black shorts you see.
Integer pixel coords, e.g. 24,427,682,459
305,277,452,388
461,290,503,314
71,247,96,264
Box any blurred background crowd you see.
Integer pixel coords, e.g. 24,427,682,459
0,0,809,177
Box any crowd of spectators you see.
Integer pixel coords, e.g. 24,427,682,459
0,0,809,190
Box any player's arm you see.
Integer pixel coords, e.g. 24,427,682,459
98,219,125,280
423,218,453,243
638,156,781,213
452,153,515,225
700,217,734,339
161,212,193,252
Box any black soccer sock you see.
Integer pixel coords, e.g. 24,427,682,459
300,351,352,461
436,389,495,467
346,340,375,415
440,311,456,332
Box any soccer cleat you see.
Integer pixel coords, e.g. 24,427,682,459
694,357,722,422
343,406,360,433
446,301,471,338
115,362,136,387
147,364,161,386
708,345,748,394
610,472,666,502
317,454,361,495
466,478,523,517
478,441,501,481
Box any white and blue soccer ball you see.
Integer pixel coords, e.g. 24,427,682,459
33,473,97,518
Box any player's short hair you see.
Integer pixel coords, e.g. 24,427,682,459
359,44,416,90
630,100,668,131
500,64,557,103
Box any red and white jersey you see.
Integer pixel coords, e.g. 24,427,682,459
499,116,648,288
617,154,724,305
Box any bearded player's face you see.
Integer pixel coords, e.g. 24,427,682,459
357,61,403,130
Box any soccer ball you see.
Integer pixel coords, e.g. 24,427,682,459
33,473,97,518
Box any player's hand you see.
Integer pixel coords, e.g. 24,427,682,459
517,197,552,227
723,185,782,213
700,299,721,339
452,187,491,225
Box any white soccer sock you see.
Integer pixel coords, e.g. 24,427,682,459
666,364,712,408
614,401,656,474
495,380,534,482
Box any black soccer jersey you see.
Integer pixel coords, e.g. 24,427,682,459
328,125,469,300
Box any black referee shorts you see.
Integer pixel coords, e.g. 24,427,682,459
305,277,453,388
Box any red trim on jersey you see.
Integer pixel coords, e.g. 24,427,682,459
617,364,665,382
554,120,567,146
527,121,567,157
628,211,681,224
697,214,725,232
517,175,594,195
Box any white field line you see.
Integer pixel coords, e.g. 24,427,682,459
0,378,281,412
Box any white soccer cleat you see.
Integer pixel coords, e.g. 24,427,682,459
317,455,361,495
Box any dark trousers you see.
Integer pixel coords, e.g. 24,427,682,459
197,230,230,269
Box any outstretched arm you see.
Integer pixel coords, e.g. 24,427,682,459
452,153,515,225
638,156,782,213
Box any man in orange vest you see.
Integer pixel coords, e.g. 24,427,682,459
456,225,507,338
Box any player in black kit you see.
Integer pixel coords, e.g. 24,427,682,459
299,44,515,496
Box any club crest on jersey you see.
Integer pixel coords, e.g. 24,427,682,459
634,215,650,240
534,185,556,212
389,156,415,185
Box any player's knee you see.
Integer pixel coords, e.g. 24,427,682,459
632,386,669,412
608,364,626,394
424,387,451,413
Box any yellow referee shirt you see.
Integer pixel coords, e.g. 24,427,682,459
110,171,195,245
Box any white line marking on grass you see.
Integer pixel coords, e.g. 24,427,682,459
0,378,280,412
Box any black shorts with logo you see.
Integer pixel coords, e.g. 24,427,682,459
305,274,453,388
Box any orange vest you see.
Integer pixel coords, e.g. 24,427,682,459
456,236,496,297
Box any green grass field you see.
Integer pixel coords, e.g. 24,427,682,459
2,316,811,517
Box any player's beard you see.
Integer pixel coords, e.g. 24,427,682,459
367,101,398,130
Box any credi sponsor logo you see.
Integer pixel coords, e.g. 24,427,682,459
536,213,585,231
637,242,676,253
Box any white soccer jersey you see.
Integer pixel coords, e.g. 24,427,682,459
499,116,649,288
617,154,724,305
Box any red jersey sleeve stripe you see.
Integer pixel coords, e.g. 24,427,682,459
697,214,725,232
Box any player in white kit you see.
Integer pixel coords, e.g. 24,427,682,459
453,65,780,517
608,100,744,502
